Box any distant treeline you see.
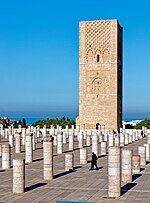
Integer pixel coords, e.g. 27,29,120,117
32,116,76,128
0,118,27,128
134,118,150,129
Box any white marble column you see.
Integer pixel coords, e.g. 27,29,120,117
27,126,31,134
13,158,25,194
0,144,2,157
21,128,26,145
135,131,139,141
99,133,104,143
53,134,57,146
32,133,36,151
80,148,87,164
69,132,74,151
108,134,114,147
5,130,8,139
11,125,14,135
104,132,108,142
144,144,150,161
92,134,99,156
86,135,91,146
63,132,67,144
125,133,129,145
37,126,40,138
65,153,74,171
43,136,54,180
115,136,120,147
128,134,132,144
108,146,121,198
132,155,140,173
9,134,14,147
100,142,107,155
33,127,38,143
120,133,125,147
2,144,10,169
147,133,150,144
59,126,62,134
0,124,3,136
8,126,12,136
77,125,80,132
25,134,33,163
15,133,21,153
57,133,63,154
78,132,84,149
132,132,136,142
43,125,47,137
121,149,132,183
138,146,146,166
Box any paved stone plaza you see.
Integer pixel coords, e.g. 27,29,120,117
0,135,150,203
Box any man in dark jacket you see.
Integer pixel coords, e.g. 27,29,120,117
89,152,99,170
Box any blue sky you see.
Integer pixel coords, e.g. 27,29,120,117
0,0,150,120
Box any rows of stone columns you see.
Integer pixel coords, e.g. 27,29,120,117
0,123,148,196
108,129,150,198
0,125,147,161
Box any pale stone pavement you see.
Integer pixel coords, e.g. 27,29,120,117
0,137,150,203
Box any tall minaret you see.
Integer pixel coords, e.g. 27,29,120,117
76,20,123,130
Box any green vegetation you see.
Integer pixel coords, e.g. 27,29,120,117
0,118,8,128
134,118,150,129
13,118,27,128
32,116,76,128
0,117,27,128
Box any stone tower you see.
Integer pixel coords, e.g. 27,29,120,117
76,20,122,130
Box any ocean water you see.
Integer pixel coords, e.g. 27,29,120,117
10,118,46,125
123,118,144,122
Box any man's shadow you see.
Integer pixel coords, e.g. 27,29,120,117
89,166,103,170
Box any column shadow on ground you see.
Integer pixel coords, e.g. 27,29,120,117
64,148,81,153
54,169,76,179
25,183,47,192
98,155,107,158
0,169,5,172
32,158,43,162
73,166,82,169
121,183,137,196
132,174,142,181
35,147,43,150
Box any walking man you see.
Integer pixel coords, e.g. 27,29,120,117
89,152,99,170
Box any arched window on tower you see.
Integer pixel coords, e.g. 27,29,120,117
96,123,100,130
95,50,101,63
97,54,100,62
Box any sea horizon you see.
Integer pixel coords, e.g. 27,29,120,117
7,117,145,125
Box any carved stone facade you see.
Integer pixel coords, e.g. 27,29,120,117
76,20,122,130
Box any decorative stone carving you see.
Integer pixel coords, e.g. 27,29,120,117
92,77,102,94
